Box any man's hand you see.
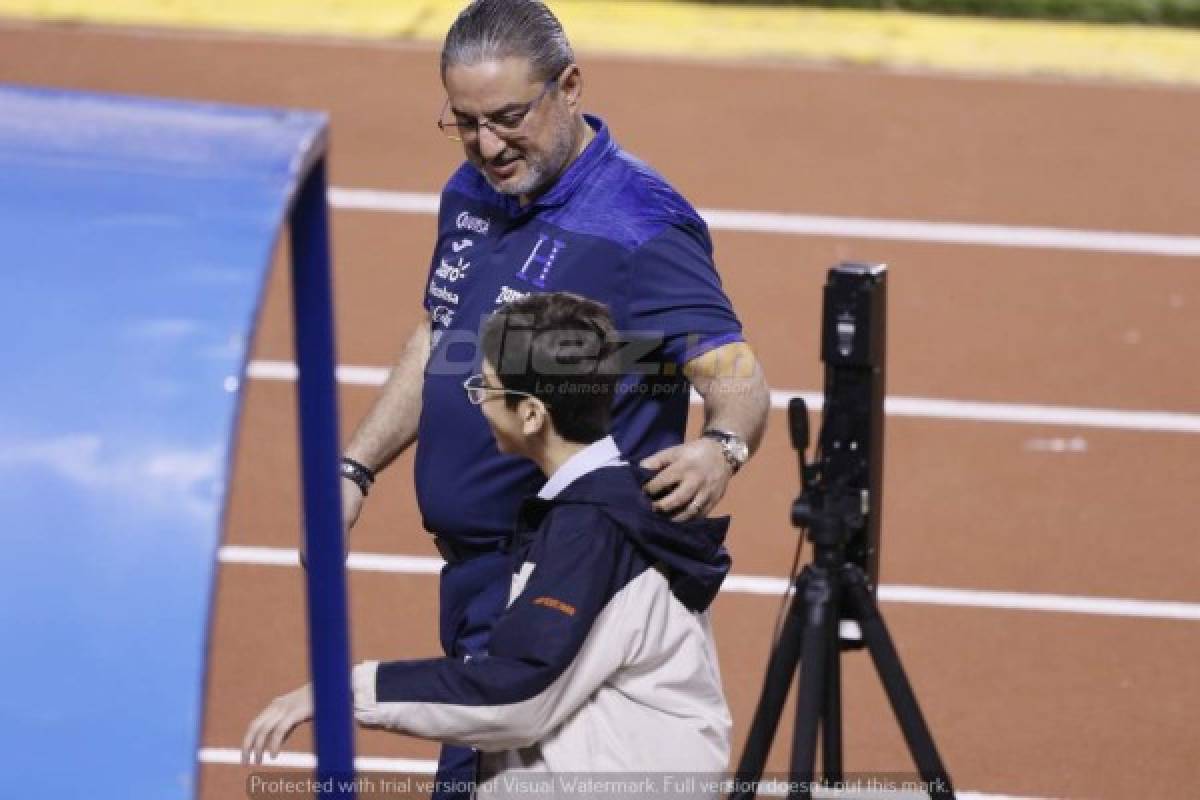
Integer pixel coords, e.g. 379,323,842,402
640,437,732,522
641,341,770,522
342,476,365,532
241,683,314,766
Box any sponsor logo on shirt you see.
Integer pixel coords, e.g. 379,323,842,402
495,285,530,305
435,257,470,283
532,596,577,617
428,280,460,305
456,211,491,235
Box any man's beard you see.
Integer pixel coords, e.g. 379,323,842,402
480,115,576,198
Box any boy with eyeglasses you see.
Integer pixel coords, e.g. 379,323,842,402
244,292,733,796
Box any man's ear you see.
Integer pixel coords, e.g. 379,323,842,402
561,64,583,111
521,397,548,436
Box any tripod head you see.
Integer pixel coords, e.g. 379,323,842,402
789,263,887,591
789,395,869,582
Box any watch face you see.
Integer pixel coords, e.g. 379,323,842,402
706,430,749,465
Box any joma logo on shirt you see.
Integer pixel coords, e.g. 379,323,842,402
532,596,577,616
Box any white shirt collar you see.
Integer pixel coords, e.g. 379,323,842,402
538,435,625,500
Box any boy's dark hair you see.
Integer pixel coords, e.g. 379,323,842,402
480,292,620,445
441,0,574,83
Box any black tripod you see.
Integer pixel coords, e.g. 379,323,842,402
729,402,956,800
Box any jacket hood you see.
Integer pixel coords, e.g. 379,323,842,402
516,464,731,612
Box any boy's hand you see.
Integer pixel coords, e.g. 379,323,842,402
241,683,314,765
640,437,731,521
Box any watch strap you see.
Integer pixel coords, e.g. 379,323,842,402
702,429,748,474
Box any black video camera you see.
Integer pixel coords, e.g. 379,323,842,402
791,262,887,594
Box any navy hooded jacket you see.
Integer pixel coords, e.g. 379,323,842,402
352,446,733,779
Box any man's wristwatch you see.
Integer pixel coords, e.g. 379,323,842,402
702,429,750,474
340,456,376,497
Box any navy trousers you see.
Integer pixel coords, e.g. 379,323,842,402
431,549,512,800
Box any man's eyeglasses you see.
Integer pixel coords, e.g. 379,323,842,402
438,77,558,142
462,373,539,405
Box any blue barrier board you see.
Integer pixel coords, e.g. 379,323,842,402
0,85,327,798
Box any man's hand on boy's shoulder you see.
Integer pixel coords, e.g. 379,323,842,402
639,437,731,522
640,340,769,522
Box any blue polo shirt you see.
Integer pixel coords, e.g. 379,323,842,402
415,115,743,545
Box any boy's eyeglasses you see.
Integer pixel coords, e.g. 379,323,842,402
437,77,558,142
462,373,539,405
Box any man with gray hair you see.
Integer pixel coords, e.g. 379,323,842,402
331,1,770,796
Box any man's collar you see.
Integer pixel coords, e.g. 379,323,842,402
530,114,613,209
538,434,623,500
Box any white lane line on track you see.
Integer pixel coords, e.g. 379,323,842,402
223,545,444,575
197,747,1050,799
219,545,1200,622
328,187,1200,258
876,395,1200,434
199,746,438,773
247,360,389,386
245,359,1200,434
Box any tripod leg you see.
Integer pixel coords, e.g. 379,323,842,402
787,568,836,800
820,593,844,784
729,571,813,800
843,568,956,800
792,582,849,786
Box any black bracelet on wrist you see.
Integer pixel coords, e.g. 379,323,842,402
340,456,376,497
